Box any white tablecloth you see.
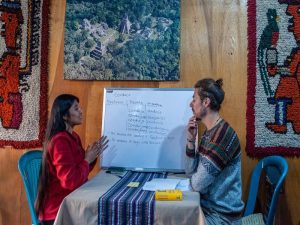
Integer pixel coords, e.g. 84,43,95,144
54,171,205,225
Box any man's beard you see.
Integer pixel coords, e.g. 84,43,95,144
199,107,207,120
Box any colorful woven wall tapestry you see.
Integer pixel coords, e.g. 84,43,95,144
247,0,300,157
0,0,48,148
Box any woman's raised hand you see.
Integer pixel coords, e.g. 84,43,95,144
85,136,109,164
95,135,109,155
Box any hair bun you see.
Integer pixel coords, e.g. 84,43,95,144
215,79,223,88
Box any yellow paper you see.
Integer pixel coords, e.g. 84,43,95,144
127,182,140,187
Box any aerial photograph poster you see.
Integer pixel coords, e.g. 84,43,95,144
64,0,180,81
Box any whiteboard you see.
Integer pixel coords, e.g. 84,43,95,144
101,88,193,172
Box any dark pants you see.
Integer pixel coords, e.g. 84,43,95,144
41,220,55,225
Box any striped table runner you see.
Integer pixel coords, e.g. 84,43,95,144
98,171,167,225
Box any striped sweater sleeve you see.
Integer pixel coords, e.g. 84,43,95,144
189,121,241,193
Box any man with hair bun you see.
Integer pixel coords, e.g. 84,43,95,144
185,78,244,225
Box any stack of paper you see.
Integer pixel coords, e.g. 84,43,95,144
142,178,190,191
176,179,190,191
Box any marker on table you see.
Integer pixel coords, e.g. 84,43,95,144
106,167,126,178
135,168,144,171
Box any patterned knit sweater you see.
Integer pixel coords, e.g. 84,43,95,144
185,119,244,215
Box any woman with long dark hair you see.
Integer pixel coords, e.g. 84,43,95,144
35,94,108,225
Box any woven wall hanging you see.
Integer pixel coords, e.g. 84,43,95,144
247,0,300,157
0,0,48,148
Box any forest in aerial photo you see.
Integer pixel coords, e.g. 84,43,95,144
64,0,180,80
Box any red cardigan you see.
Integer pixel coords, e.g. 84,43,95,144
39,131,96,221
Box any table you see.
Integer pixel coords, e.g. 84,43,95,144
54,171,205,225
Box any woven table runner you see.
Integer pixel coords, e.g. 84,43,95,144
98,171,166,225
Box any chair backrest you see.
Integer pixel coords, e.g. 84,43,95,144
18,150,42,225
243,155,288,225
